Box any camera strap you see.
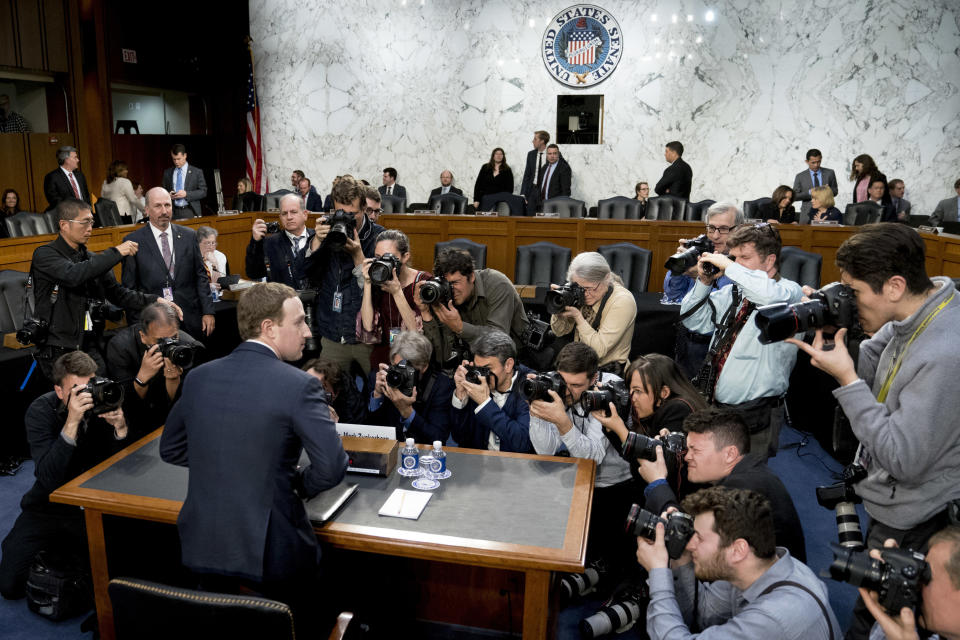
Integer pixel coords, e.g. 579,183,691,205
588,286,615,331
21,274,59,328
757,581,834,640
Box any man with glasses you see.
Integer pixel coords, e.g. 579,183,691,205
247,194,314,289
680,223,802,458
28,198,180,380
363,186,384,224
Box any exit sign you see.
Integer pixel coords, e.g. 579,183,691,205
122,49,137,64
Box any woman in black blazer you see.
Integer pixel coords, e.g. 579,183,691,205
472,147,514,208
809,186,842,222
759,185,798,224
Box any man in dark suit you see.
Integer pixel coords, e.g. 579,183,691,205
42,146,90,212
930,179,960,226
520,130,550,214
378,167,407,200
654,140,693,200
246,193,314,289
792,148,839,223
536,143,572,205
867,178,898,222
297,178,323,212
122,188,215,337
888,179,911,222
161,143,207,219
428,170,463,198
160,282,347,636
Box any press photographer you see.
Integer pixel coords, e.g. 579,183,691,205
0,352,131,600
636,486,839,640
450,330,534,453
245,193,314,288
367,331,454,444
786,224,960,639
302,357,368,425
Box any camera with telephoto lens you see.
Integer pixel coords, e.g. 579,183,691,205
154,337,200,368
520,371,567,402
418,276,452,306
579,581,649,639
558,560,607,603
623,431,687,462
665,234,718,276
16,318,49,346
264,221,281,234
521,312,552,351
80,377,124,415
817,463,868,550
755,282,858,344
580,379,630,418
545,282,586,315
625,505,696,559
829,543,930,614
385,361,419,397
321,210,357,251
369,253,401,286
87,300,124,324
298,290,317,353
464,364,492,386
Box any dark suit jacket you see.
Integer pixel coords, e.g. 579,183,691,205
852,171,890,205
931,196,960,226
303,191,323,212
121,223,215,336
520,148,546,199
162,165,208,217
367,367,454,445
245,229,315,289
536,159,572,200
792,167,839,222
429,186,463,198
159,341,348,582
377,184,407,200
655,158,692,200
450,364,534,453
43,168,91,211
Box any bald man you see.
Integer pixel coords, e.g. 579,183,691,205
246,194,315,289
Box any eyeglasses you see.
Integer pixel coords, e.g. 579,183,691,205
66,218,95,228
583,281,604,293
364,207,384,215
706,224,734,235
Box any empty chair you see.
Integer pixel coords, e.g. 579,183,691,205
908,214,931,228
0,270,28,334
264,189,293,210
380,195,407,214
685,199,716,221
434,238,487,270
43,210,59,231
479,192,525,216
742,197,772,220
514,241,571,286
428,193,468,214
843,202,882,226
4,211,54,237
779,246,823,289
95,198,122,227
597,243,653,293
597,196,643,220
541,196,586,218
645,195,686,221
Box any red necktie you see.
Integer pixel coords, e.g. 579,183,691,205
68,173,80,198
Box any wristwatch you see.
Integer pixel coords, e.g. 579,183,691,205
134,377,147,387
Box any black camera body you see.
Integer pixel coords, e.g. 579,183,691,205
521,312,552,351
817,463,868,549
624,431,687,462
369,253,401,286
665,235,717,276
419,277,453,306
464,364,492,386
154,337,200,368
829,543,931,613
520,371,567,402
545,282,586,315
580,379,630,418
321,210,357,251
385,362,419,397
265,221,281,234
625,506,695,559
82,377,124,415
756,282,858,344
88,300,124,324
16,318,49,346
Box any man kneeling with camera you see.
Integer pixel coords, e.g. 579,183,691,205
368,330,454,444
636,486,840,640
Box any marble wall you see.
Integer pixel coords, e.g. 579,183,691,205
250,0,960,215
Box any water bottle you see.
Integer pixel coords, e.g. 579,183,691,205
398,438,420,477
432,440,451,479
209,283,221,302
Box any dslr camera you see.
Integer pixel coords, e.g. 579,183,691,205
81,377,124,415
464,364,492,386
520,371,567,402
321,210,357,251
545,282,586,315
264,221,281,234
817,463,867,550
829,543,930,614
418,276,453,306
16,318,49,346
155,337,201,368
521,312,551,351
369,253,401,286
664,234,718,276
385,361,419,397
87,300,124,324
625,505,695,559
622,431,687,463
755,282,858,344
580,379,630,418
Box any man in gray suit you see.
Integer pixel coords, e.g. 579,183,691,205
930,179,960,226
888,179,911,222
162,143,207,219
792,148,838,223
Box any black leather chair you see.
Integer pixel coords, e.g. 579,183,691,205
43,210,60,231
908,214,931,228
685,199,716,222
597,196,642,220
514,241,571,286
597,243,653,293
95,198,122,227
541,197,586,218
428,193,468,214
381,195,407,214
234,192,266,212
779,246,822,289
742,197,771,220
645,195,686,221
434,238,487,269
4,211,54,237
265,190,293,210
843,202,882,226
0,270,28,335
479,192,525,216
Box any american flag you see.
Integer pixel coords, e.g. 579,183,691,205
246,45,268,193
566,31,597,66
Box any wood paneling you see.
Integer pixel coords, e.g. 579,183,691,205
0,135,32,211
27,132,74,213
42,0,68,72
0,0,18,67
16,0,44,70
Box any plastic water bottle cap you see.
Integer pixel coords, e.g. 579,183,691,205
405,438,415,447
433,441,442,449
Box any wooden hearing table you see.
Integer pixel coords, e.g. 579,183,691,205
51,428,595,639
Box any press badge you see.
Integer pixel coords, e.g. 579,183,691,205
389,327,401,344
332,291,342,313
162,287,174,302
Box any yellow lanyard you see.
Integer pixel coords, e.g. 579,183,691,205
877,292,954,402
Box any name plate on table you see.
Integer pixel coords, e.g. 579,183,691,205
918,225,943,235
336,426,398,476
476,210,498,216
810,220,839,225
411,210,437,215
218,210,240,216
535,211,559,217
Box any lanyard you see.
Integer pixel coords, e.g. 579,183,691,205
877,292,954,402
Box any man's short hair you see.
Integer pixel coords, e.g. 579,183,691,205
554,342,598,379
390,331,432,369
299,177,311,187
472,330,516,366
929,526,960,590
434,248,475,278
954,178,960,190
301,357,345,394
330,176,365,208
364,186,381,203
383,167,397,180
292,170,305,180
810,186,835,208
279,193,302,210
546,143,559,152
869,178,886,189
56,145,77,166
56,198,91,223
805,148,822,160
140,302,180,333
726,223,782,262
237,282,297,340
666,141,684,156
682,487,777,559
888,179,904,190
170,143,186,155
836,224,932,295
51,351,97,386
683,408,749,454
535,130,550,144
705,202,745,226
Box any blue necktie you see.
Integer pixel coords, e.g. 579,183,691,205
175,168,185,206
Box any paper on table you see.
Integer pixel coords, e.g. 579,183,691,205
378,488,432,520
